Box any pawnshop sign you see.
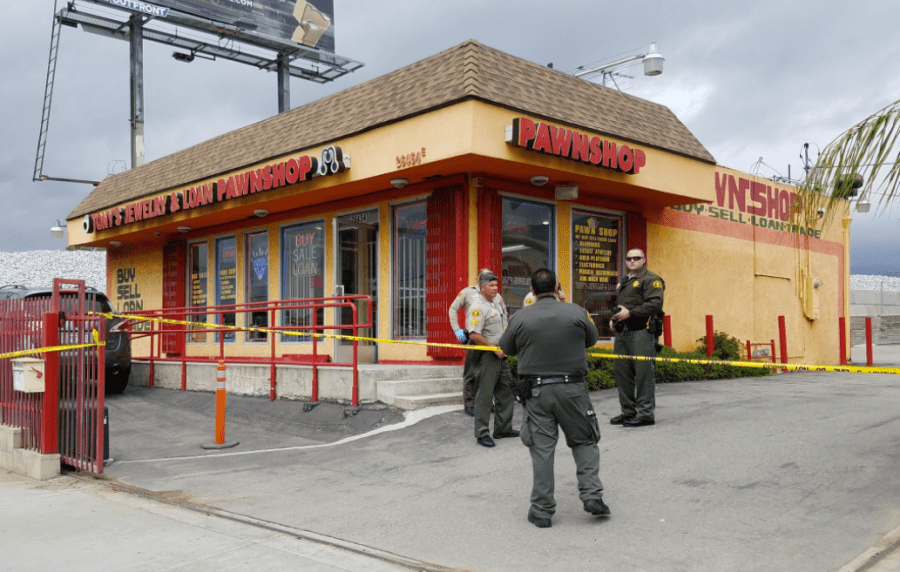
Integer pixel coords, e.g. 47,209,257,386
84,146,348,234
670,171,822,238
505,117,647,174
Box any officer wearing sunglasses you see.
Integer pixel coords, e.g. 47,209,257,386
609,248,665,427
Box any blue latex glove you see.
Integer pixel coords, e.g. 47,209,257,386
454,329,467,343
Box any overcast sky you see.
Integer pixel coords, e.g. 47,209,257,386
3,1,899,274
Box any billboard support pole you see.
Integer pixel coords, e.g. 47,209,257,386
130,17,145,168
277,56,291,114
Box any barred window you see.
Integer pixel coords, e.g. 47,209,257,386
392,201,427,338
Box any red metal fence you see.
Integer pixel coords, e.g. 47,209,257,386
120,295,372,405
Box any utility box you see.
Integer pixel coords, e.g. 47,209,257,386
12,357,45,393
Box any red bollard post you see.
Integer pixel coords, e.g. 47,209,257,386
705,315,715,357
663,315,672,348
865,317,874,367
838,317,847,366
778,316,788,371
201,360,239,450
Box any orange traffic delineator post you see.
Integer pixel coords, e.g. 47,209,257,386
201,360,239,450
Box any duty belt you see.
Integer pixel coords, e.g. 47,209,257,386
521,374,584,386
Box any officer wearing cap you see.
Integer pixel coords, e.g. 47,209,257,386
500,268,609,528
466,271,517,448
609,248,665,428
448,269,507,416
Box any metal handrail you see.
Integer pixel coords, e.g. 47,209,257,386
119,295,373,405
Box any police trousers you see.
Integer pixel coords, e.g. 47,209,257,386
613,328,656,420
473,351,514,439
462,340,480,408
520,382,603,519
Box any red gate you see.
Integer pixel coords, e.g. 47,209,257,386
0,279,106,473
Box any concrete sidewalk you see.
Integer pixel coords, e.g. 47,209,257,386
4,346,900,571
0,470,429,572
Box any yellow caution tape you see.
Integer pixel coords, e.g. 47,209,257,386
0,340,103,362
90,311,500,352
587,351,900,375
89,311,900,375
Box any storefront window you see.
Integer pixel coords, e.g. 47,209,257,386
281,221,325,342
572,210,622,337
392,201,427,338
245,230,269,342
188,241,208,343
502,197,554,312
215,236,237,343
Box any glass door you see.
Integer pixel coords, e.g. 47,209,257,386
335,209,378,363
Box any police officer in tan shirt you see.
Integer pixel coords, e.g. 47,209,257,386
448,269,507,415
466,272,517,448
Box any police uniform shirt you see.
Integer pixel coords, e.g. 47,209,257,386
449,285,507,331
466,294,507,346
500,296,599,376
614,266,664,330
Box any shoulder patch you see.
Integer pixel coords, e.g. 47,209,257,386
472,309,481,317
524,298,533,305
470,318,479,327
652,280,662,288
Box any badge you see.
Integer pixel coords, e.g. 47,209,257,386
633,280,640,288
653,280,662,288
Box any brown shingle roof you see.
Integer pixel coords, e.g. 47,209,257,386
69,40,715,218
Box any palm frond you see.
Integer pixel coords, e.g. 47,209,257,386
794,98,900,225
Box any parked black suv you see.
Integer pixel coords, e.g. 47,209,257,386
0,285,132,394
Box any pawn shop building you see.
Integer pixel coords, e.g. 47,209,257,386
67,40,849,401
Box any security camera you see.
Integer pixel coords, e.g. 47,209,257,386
817,207,826,217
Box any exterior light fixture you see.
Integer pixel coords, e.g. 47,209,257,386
856,198,871,213
574,42,665,88
177,226,192,233
390,178,408,188
530,175,549,187
50,219,65,239
642,42,664,76
254,209,269,217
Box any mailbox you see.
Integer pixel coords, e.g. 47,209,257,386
12,357,45,393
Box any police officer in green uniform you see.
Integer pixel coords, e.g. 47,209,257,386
466,272,517,448
610,248,665,427
500,268,609,528
448,269,507,416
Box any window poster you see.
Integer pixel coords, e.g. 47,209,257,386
282,221,325,341
572,210,622,337
246,231,269,341
216,236,237,342
189,241,208,342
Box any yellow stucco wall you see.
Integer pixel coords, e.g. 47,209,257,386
647,166,847,363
